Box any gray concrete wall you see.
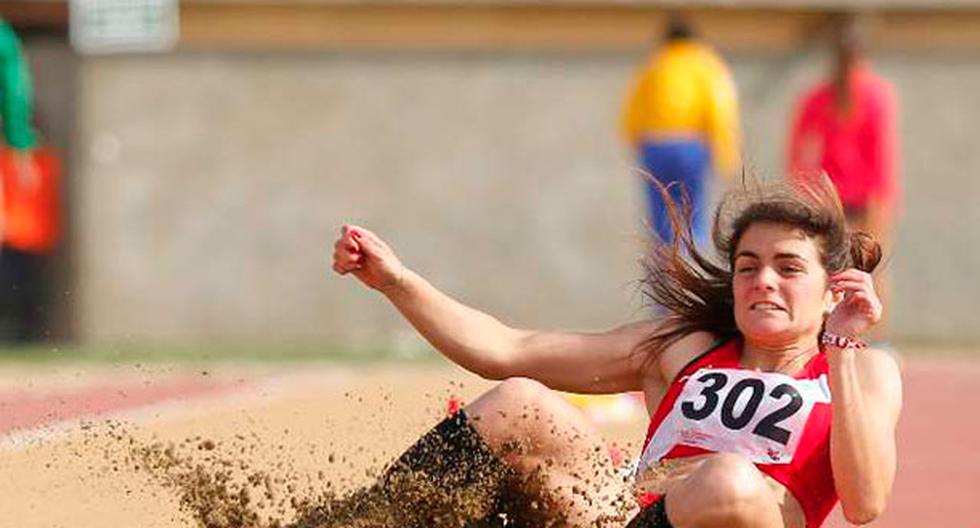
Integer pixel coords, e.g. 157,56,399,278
22,37,78,340
73,49,980,345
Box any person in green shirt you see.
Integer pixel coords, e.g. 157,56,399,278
0,18,37,154
0,18,43,342
0,17,38,211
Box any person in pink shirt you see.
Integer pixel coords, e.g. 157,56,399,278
788,14,898,334
788,14,898,240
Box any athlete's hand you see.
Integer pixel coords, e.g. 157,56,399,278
331,224,406,293
825,269,882,338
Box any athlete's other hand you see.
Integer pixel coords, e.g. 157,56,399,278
825,269,882,338
332,224,406,293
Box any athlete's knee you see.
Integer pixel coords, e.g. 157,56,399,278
468,378,583,452
670,453,773,526
702,453,771,508
467,378,552,435
492,377,553,407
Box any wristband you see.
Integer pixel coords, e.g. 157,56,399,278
820,332,867,350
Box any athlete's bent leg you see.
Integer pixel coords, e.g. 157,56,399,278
465,377,637,527
664,453,783,528
316,378,636,527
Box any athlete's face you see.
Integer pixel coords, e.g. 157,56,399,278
732,222,834,344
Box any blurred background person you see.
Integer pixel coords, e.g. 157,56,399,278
0,116,60,342
621,15,741,247
0,18,59,342
787,12,898,338
0,17,37,191
788,12,898,245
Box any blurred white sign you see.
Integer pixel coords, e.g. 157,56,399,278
70,0,179,54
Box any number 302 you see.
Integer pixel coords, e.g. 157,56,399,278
680,372,803,445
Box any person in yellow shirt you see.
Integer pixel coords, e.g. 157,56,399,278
622,17,740,246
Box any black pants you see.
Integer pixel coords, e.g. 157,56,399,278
0,247,48,342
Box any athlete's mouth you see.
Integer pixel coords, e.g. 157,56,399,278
750,301,785,312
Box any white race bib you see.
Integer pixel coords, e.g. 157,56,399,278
638,368,831,472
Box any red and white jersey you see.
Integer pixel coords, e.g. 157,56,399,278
637,338,837,527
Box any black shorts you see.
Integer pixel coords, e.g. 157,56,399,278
626,497,671,528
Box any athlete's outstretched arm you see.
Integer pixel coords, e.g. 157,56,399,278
331,224,654,394
825,269,903,524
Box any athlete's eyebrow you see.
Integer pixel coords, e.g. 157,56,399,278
734,251,808,262
774,252,808,262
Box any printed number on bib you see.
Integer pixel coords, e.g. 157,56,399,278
681,371,802,444
640,368,831,467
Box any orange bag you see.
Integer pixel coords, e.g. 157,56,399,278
1,146,60,253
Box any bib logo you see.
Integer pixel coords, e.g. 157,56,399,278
679,428,713,444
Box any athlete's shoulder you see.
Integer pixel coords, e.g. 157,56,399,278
659,331,724,382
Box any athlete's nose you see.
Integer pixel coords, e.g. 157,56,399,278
752,266,778,292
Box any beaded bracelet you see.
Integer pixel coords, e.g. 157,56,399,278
820,332,868,350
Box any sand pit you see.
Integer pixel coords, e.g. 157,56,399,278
0,364,645,527
0,355,977,527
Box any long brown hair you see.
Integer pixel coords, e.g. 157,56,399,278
637,173,882,359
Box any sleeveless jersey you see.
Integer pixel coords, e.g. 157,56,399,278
636,338,837,527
